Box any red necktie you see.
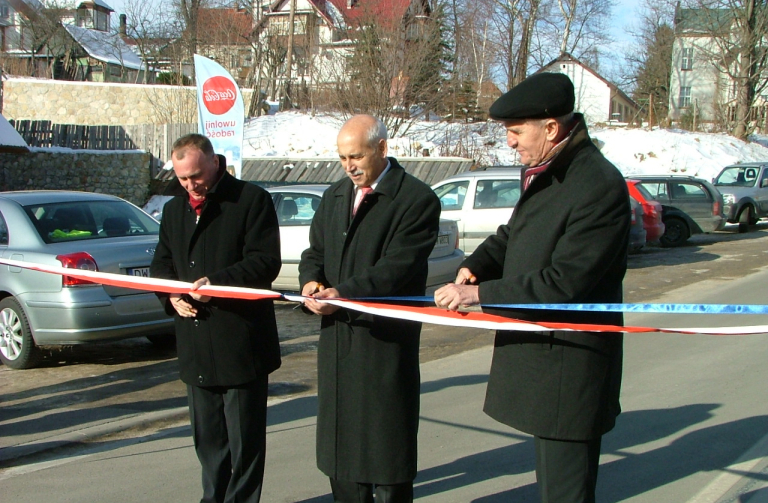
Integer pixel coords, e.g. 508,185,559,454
353,186,373,216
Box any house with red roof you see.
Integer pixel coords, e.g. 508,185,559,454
252,0,432,100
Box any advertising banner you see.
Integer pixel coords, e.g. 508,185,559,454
194,54,244,178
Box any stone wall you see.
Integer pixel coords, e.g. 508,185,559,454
1,77,254,126
0,150,152,206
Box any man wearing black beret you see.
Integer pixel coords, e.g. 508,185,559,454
435,72,630,503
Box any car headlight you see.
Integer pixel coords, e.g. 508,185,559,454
722,193,736,205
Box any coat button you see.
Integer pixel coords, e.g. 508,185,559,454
198,375,204,384
194,319,200,326
342,232,347,236
189,261,195,268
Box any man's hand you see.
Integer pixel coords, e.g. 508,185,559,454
435,268,480,311
189,277,212,303
455,267,477,285
302,283,341,315
169,293,198,318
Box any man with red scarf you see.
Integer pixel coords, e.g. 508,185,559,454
151,133,281,503
435,73,630,503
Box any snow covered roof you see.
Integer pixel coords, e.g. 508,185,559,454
65,24,145,70
0,114,30,152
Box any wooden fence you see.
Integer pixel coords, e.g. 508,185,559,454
10,120,197,175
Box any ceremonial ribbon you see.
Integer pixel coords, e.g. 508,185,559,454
1,258,766,336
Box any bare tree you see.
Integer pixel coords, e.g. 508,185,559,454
624,0,677,126
320,8,450,135
681,0,768,139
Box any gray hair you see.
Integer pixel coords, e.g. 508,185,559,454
537,112,574,129
365,117,388,146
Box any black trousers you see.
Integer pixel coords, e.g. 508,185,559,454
534,436,602,503
330,478,413,503
187,376,269,503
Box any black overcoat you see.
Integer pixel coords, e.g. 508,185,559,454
463,115,630,441
298,159,440,483
150,170,282,387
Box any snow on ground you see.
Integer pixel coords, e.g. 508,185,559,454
239,112,768,183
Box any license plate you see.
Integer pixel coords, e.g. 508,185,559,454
128,267,150,277
438,234,450,245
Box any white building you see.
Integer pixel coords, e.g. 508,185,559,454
538,53,640,125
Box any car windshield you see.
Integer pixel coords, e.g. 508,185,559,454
24,200,160,244
632,182,657,201
714,166,760,187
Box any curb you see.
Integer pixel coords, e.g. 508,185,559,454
0,406,189,466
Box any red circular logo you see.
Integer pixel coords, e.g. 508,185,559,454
202,76,237,115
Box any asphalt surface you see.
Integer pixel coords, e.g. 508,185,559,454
3,222,768,472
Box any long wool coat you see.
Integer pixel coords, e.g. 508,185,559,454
150,170,282,387
463,115,630,441
299,160,440,484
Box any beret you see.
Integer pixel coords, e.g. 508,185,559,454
489,72,575,120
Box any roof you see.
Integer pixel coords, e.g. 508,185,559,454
197,8,252,44
538,52,639,110
674,7,733,35
155,156,476,186
0,114,29,153
326,0,427,28
65,24,145,70
77,0,114,11
6,0,45,20
257,0,427,33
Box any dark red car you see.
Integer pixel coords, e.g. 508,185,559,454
626,179,665,243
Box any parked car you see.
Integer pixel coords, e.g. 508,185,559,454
431,167,523,254
629,196,646,253
0,191,175,370
627,175,726,246
266,185,465,291
625,179,666,244
712,162,768,231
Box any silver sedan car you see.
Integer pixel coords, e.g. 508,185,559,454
0,191,174,369
266,185,465,291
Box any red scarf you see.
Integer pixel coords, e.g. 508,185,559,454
188,194,206,216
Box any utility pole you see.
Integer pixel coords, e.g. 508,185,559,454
648,93,654,130
281,0,297,111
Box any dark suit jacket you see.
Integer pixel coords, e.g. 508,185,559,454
150,169,282,387
299,159,440,483
463,115,630,441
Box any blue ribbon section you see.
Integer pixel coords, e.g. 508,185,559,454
359,297,768,315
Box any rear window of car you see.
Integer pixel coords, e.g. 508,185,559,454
24,200,160,243
632,182,657,202
474,179,521,209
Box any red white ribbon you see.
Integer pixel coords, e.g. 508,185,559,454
2,258,766,336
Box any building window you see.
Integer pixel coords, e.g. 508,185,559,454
0,0,10,20
95,10,109,31
679,86,692,108
681,47,694,70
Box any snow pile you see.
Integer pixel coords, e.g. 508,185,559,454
240,112,768,182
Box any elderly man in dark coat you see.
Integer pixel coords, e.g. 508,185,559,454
150,133,282,503
299,114,440,503
435,73,630,503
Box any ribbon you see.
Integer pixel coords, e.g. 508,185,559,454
2,258,766,336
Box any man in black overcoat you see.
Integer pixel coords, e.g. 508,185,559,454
434,73,630,503
150,133,282,503
299,114,441,503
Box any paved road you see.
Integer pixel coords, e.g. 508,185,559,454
3,224,768,501
2,265,768,501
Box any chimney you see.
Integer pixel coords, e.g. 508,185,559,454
119,14,127,35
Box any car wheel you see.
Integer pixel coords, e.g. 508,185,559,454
660,218,690,247
738,205,755,233
0,297,42,370
147,334,176,349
